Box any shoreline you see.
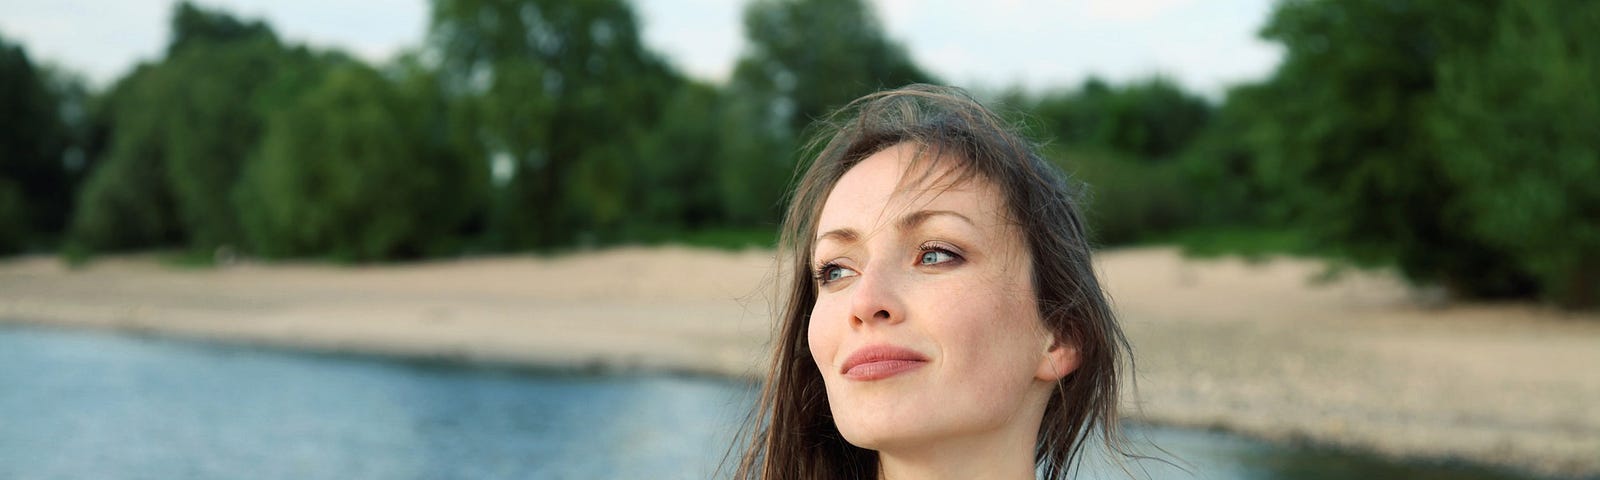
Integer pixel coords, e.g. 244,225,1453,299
3,246,1596,478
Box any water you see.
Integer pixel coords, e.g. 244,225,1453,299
0,325,1530,480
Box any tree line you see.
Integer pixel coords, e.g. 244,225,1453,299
0,0,1595,307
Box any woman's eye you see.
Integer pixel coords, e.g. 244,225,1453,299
919,249,957,266
816,264,857,284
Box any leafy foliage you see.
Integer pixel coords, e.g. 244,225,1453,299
1051,146,1198,246
1183,0,1600,306
1244,0,1494,291
1429,1,1600,306
236,64,484,261
0,33,74,252
67,2,336,254
717,0,937,225
17,0,1598,308
1026,77,1212,160
429,0,681,248
733,0,934,137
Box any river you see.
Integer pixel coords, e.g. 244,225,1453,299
0,325,1527,479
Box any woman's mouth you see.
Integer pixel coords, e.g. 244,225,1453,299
840,344,929,381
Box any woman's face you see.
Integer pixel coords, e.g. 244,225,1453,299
808,143,1075,453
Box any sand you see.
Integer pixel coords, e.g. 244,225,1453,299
2,246,1595,478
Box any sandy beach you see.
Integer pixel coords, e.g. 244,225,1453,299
2,246,1596,478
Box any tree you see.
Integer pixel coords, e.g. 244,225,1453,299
235,64,485,261
62,92,184,255
1027,78,1113,149
67,2,336,255
0,33,72,253
1431,0,1600,307
160,2,328,250
166,1,275,57
1029,76,1212,160
626,81,725,231
1233,0,1536,298
1097,78,1212,159
1175,82,1282,226
428,0,681,248
724,0,935,224
733,0,934,136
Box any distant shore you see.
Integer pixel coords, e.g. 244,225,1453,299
2,246,1595,478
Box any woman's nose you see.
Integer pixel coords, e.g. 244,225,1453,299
848,263,906,327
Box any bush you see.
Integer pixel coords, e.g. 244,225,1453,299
1028,77,1212,161
0,179,26,253
1050,146,1198,246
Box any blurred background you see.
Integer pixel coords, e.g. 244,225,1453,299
1,0,1594,307
1,0,1597,479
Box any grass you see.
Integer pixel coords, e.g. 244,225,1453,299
1146,226,1319,262
646,226,778,251
55,228,782,270
158,249,221,268
64,226,1320,267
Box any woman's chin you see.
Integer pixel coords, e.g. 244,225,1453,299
837,421,932,452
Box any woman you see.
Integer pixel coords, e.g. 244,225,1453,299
730,84,1134,479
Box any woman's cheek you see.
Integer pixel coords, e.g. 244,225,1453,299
807,300,841,372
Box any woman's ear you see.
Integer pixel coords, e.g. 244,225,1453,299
1035,334,1080,382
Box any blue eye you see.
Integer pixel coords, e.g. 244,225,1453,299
826,266,847,281
815,262,857,284
919,249,956,265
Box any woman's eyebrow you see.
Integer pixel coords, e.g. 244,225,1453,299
816,227,859,244
898,209,973,232
816,209,974,244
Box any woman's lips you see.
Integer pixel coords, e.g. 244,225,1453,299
840,345,928,381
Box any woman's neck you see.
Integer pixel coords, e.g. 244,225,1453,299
874,411,1043,480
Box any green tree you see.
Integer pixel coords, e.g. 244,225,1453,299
627,81,725,231
1004,76,1215,245
1027,78,1113,148
1232,0,1535,298
67,2,336,259
733,0,934,135
428,0,680,248
0,33,72,253
1175,83,1282,226
1431,1,1600,307
160,2,325,250
65,63,185,254
724,0,935,224
1030,77,1212,160
166,0,275,56
1097,78,1211,159
235,64,484,261
68,2,336,256
711,89,793,225
391,52,492,247
1054,146,1196,246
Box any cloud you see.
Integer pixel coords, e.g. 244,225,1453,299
0,0,170,86
634,0,744,82
1080,0,1199,22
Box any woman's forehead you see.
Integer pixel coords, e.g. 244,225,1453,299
817,143,1006,233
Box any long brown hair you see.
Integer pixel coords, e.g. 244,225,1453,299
729,84,1133,479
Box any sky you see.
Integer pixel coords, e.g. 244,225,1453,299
0,0,1283,98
